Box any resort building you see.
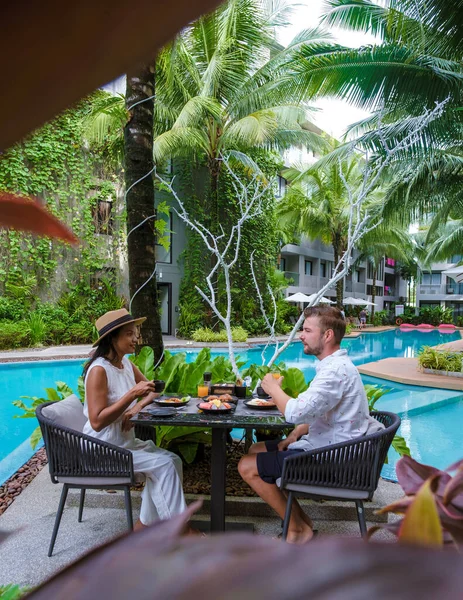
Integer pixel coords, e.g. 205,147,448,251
416,255,463,321
280,239,408,310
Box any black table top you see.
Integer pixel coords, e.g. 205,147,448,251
130,397,292,430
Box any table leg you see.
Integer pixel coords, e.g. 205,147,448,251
210,428,227,532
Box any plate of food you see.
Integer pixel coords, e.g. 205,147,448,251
244,398,277,410
155,395,191,407
197,397,234,414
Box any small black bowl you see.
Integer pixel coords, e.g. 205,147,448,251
153,380,166,393
256,386,270,399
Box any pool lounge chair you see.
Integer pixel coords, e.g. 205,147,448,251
36,397,155,557
279,411,400,540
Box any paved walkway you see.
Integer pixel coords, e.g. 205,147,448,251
0,467,400,588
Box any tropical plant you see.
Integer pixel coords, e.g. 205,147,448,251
13,381,76,449
365,383,411,458
192,327,248,343
28,312,46,346
418,347,462,373
307,0,463,239
277,141,366,306
0,584,29,600
371,455,463,549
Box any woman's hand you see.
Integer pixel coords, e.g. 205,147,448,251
121,403,144,432
130,380,156,400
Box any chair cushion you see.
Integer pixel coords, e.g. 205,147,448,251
42,395,86,432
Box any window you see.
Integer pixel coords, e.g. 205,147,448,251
422,273,441,285
367,285,383,296
275,175,286,198
320,262,326,278
451,254,462,263
355,269,361,283
93,199,113,235
304,260,313,276
279,257,286,271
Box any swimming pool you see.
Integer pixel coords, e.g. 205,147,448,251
0,328,461,484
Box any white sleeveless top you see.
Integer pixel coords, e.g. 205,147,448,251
83,356,138,448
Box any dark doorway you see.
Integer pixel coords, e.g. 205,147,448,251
158,282,172,335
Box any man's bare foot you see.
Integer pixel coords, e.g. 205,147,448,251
285,523,314,544
184,525,207,537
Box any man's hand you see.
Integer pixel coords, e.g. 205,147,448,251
261,373,283,395
278,424,309,450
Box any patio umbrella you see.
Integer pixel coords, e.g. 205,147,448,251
284,292,313,303
361,300,378,307
442,266,463,284
342,297,368,305
305,294,335,304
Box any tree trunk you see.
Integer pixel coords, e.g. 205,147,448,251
333,241,344,308
124,65,163,362
371,269,377,321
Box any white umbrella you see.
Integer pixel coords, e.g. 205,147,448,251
284,292,312,303
342,297,367,305
442,266,463,284
305,293,335,305
361,299,378,307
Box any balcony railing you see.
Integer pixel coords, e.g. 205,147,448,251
283,271,299,286
419,284,463,295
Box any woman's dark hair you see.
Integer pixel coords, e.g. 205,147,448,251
82,329,120,380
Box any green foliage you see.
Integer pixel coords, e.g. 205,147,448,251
28,312,46,346
0,584,29,600
191,327,248,343
0,297,27,321
0,92,122,299
0,321,31,349
345,323,354,335
372,310,388,326
154,426,212,464
13,381,76,449
365,383,411,459
418,347,462,372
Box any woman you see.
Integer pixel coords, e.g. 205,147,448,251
83,308,187,528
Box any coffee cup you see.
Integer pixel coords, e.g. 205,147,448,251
256,386,269,398
153,380,166,393
234,385,247,399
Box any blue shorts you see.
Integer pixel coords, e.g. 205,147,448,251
256,439,305,484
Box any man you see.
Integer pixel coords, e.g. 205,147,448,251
238,306,383,544
359,308,367,328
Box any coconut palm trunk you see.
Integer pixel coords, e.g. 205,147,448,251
124,65,163,361
371,269,377,321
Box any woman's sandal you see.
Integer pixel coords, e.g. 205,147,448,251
273,529,319,541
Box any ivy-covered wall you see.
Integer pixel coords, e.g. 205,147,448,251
0,93,124,301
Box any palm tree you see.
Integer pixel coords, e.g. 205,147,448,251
123,65,163,361
276,142,366,306
353,221,414,318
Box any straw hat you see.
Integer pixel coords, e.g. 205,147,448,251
93,308,146,347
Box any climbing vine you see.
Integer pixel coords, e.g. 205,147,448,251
0,92,124,299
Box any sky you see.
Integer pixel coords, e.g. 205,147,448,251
277,0,378,139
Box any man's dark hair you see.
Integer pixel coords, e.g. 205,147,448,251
303,305,346,343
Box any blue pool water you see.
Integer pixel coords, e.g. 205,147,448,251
0,328,461,484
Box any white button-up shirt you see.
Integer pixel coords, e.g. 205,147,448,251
285,349,384,451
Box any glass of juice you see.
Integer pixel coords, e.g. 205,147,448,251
197,385,209,398
272,372,281,379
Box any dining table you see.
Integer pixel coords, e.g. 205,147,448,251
130,398,291,532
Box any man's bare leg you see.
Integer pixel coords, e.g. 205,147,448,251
238,454,314,544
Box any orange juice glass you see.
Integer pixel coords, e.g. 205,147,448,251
272,373,281,379
197,385,209,397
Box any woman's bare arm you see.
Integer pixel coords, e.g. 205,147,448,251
86,366,155,432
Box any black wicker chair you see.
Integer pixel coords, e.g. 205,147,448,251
280,411,401,541
36,400,155,557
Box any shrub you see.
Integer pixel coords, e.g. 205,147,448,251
0,297,27,321
28,312,46,346
457,316,463,327
0,321,31,349
191,327,248,343
418,346,462,372
66,322,95,344
372,310,388,326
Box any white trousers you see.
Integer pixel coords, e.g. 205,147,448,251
131,440,187,524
